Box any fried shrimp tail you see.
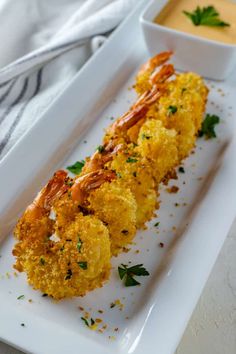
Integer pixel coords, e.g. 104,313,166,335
136,51,173,93
25,170,69,220
71,169,116,205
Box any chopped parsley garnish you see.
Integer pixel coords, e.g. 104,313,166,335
126,157,138,163
116,172,122,178
183,6,230,27
21,323,25,327
110,302,116,308
78,261,87,270
77,237,83,252
17,295,25,300
154,222,160,227
65,180,73,187
198,114,220,138
118,264,149,287
97,145,105,153
181,88,187,94
65,269,72,280
141,133,151,140
178,166,185,173
67,160,85,175
81,317,95,327
42,293,48,297
40,257,45,265
81,317,89,327
168,105,178,115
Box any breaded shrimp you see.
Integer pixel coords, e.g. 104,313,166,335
106,148,158,228
13,171,111,299
88,181,137,256
13,52,209,300
70,170,137,256
137,119,178,183
135,55,208,161
146,73,208,160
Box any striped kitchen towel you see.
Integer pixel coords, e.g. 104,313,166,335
0,0,141,160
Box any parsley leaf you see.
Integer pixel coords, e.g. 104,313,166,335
17,295,25,300
198,114,220,138
118,264,149,287
81,317,95,327
97,145,105,153
178,167,185,173
67,160,85,175
65,269,72,280
40,257,45,265
168,105,178,115
78,261,87,270
154,222,160,227
141,133,151,140
77,237,82,252
183,6,230,27
126,157,138,163
81,317,89,326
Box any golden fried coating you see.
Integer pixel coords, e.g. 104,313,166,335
135,55,208,161
14,209,111,300
148,73,208,160
13,172,111,300
137,119,178,183
106,148,158,228
88,181,137,256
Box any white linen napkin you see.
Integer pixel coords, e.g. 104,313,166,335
0,0,141,160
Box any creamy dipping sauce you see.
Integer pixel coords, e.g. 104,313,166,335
154,0,236,45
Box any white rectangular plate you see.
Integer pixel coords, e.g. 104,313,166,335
0,2,236,354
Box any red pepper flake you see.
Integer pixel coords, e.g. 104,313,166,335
114,328,119,332
78,306,84,311
98,310,103,314
159,242,164,248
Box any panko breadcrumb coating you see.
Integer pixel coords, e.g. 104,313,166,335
135,53,208,161
137,119,178,183
145,73,208,160
88,181,137,256
13,171,111,299
107,148,158,228
13,52,208,299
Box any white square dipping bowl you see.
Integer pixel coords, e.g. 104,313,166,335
140,0,236,80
